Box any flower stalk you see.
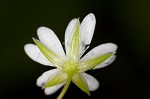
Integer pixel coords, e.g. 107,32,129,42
57,73,72,99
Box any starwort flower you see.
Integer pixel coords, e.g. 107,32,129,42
24,13,117,99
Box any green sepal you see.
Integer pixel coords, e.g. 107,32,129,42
43,71,67,88
72,73,90,96
79,53,113,72
33,38,65,68
68,19,80,62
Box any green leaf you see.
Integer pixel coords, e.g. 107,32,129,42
43,71,67,88
72,73,90,96
79,53,113,72
33,38,65,68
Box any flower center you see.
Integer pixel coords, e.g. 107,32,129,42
63,62,78,74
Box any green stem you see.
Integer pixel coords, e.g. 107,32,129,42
57,74,72,99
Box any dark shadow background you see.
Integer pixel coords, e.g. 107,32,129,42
0,0,150,99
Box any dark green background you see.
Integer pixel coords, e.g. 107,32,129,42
0,0,150,99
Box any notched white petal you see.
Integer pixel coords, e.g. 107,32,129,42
93,55,116,69
37,26,66,59
24,44,53,66
82,73,99,91
79,13,96,56
36,69,60,87
44,82,65,95
80,13,96,45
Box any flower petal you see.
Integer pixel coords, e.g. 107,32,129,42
81,43,117,61
82,73,99,91
24,44,53,66
36,69,60,87
37,27,65,59
44,82,65,95
80,13,96,56
65,18,78,55
93,55,116,69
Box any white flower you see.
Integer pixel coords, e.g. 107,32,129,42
24,13,117,99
